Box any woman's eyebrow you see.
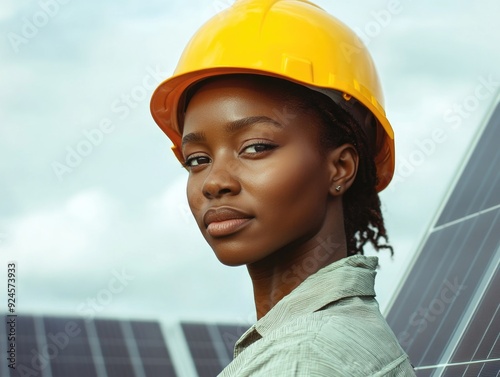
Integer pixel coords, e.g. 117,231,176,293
224,116,284,133
182,131,206,147
182,116,283,147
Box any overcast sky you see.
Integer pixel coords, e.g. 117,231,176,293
1,0,499,326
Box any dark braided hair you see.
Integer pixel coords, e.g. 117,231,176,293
251,75,394,257
303,90,394,257
183,74,393,256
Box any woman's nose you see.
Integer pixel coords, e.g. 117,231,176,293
202,161,242,199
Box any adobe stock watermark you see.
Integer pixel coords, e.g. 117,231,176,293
390,75,500,191
442,75,500,129
51,65,168,182
7,0,73,54
397,277,466,347
219,234,343,347
16,320,81,377
256,234,342,317
76,268,134,322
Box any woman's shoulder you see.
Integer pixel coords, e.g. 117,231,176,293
221,309,415,377
250,296,414,375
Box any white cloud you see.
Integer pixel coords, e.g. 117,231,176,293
4,189,117,269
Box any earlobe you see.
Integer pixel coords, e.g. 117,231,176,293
328,144,359,196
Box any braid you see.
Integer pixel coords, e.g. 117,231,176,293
307,91,393,256
253,75,393,256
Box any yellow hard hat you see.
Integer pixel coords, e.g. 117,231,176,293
151,0,394,191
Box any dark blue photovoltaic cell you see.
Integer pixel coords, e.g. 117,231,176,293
94,319,135,377
449,268,500,363
130,320,165,342
386,208,499,367
436,102,500,226
136,342,172,360
216,324,248,360
143,363,178,377
182,323,224,377
50,361,98,377
103,363,136,377
442,360,500,377
414,369,434,377
42,317,98,377
131,320,177,377
95,318,124,341
182,322,212,342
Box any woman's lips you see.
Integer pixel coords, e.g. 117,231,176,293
206,218,252,237
203,207,253,237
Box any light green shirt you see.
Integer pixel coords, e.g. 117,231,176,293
219,255,416,376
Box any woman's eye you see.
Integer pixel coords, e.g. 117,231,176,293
241,143,277,154
184,155,210,168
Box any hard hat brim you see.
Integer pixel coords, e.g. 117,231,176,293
151,67,394,192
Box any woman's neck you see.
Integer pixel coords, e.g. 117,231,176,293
247,230,347,320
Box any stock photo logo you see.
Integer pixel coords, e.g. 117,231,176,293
50,65,169,181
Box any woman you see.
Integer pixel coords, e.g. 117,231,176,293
151,0,416,375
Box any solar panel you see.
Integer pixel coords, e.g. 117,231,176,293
386,94,500,376
1,315,179,377
214,324,248,362
129,320,177,376
435,102,500,226
3,315,38,377
442,268,500,376
94,319,136,377
180,322,247,376
181,323,226,377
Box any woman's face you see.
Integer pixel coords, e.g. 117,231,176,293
182,76,341,266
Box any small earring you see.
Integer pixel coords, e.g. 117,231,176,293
335,185,341,192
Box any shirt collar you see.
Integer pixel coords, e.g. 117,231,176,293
234,255,378,355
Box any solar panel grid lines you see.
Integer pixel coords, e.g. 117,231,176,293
161,320,199,377
387,210,499,364
181,323,223,377
386,93,500,377
84,318,110,377
17,315,98,377
1,315,45,377
383,90,500,316
206,324,231,367
414,358,500,376
129,321,178,377
408,212,497,366
443,272,500,377
448,266,500,364
180,322,247,377
94,318,137,377
215,323,248,361
2,315,250,377
431,244,500,376
432,205,500,234
436,102,500,227
422,212,499,365
431,89,500,230
34,315,58,377
1,315,189,377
